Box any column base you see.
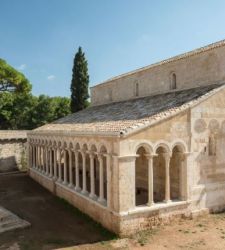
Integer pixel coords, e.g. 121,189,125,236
68,183,74,189
164,199,172,203
147,201,154,207
62,181,68,186
98,197,106,205
81,190,89,195
75,186,81,192
57,178,62,183
89,193,97,200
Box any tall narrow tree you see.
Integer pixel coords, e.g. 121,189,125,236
70,47,89,113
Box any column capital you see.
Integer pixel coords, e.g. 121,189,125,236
89,152,95,159
74,150,79,156
144,154,158,159
162,152,172,161
97,153,103,161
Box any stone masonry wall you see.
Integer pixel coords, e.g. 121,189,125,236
91,41,225,106
0,131,27,173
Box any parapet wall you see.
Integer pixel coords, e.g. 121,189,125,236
0,131,28,173
91,40,225,106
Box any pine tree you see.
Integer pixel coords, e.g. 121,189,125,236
70,47,89,113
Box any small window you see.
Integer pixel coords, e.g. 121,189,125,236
209,134,216,156
108,89,112,101
134,81,139,97
171,73,177,90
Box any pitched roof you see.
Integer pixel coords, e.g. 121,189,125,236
33,84,224,137
94,39,225,87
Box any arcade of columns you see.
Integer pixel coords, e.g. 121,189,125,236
28,137,189,210
28,138,111,207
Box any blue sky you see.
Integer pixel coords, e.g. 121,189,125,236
1,0,225,97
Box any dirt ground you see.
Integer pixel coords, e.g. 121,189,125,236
2,173,225,250
0,173,114,250
60,212,225,250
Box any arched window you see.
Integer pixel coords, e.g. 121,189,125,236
134,81,139,97
171,73,177,90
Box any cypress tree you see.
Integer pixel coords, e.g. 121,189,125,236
70,47,89,113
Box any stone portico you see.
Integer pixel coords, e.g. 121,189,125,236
28,39,225,235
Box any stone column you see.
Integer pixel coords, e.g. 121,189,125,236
37,146,39,170
68,150,73,188
58,149,62,182
41,146,45,173
163,153,171,203
146,154,155,206
81,151,87,194
178,152,190,201
49,148,53,177
74,151,80,191
106,154,111,208
53,148,57,179
98,154,105,203
63,149,68,185
45,147,49,175
28,145,32,168
42,146,45,173
89,153,96,199
32,145,36,168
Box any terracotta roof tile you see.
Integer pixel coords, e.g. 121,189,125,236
33,84,224,136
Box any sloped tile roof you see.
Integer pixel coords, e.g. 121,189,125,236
0,130,27,141
33,84,225,137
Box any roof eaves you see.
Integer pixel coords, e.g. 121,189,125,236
28,129,120,138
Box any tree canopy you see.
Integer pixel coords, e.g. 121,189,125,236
70,47,89,113
0,58,71,130
0,58,31,93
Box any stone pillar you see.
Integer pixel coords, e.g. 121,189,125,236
58,149,62,182
42,146,45,173
146,154,155,206
45,147,49,175
49,148,53,177
106,154,111,208
63,149,68,185
53,148,57,179
40,146,43,172
32,145,36,168
116,155,136,212
98,154,105,203
178,152,190,201
89,153,96,199
68,150,73,188
81,151,87,194
75,151,80,191
29,145,32,168
36,146,39,170
163,153,171,203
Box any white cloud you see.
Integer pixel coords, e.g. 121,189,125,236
17,64,26,70
47,75,55,81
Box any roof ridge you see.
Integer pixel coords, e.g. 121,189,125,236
93,39,225,88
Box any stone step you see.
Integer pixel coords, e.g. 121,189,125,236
0,206,30,234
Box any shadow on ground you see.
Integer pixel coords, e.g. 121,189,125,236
0,173,115,250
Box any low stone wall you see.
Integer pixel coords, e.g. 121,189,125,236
30,168,192,236
0,131,28,173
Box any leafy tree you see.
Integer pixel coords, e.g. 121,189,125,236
51,97,71,120
0,58,31,93
0,58,71,130
70,47,89,113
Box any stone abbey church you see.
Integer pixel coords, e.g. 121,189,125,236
28,39,225,236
